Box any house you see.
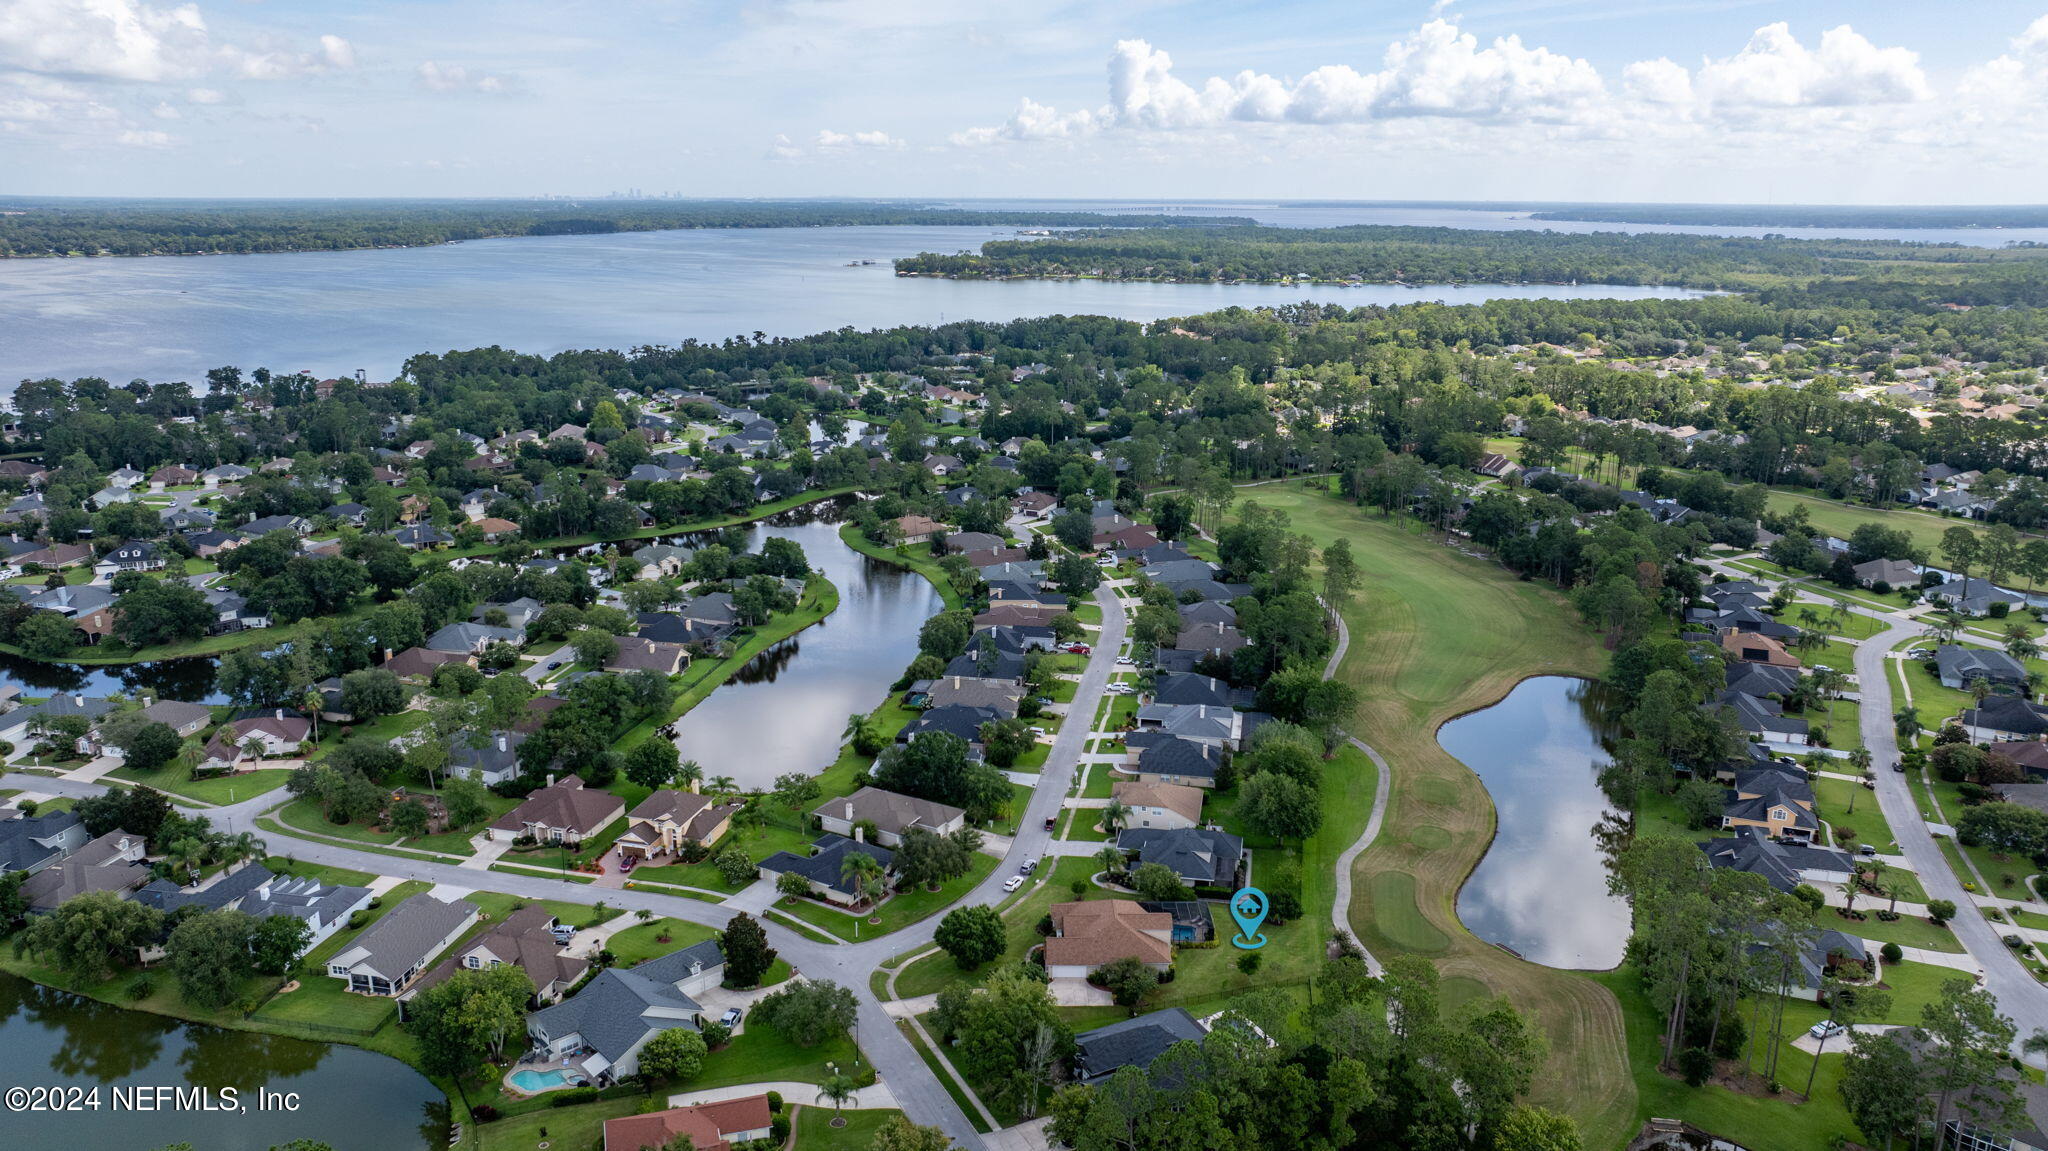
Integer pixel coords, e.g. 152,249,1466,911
635,613,735,647
1133,703,1242,746
241,514,312,537
1072,1008,1208,1086
133,861,279,925
1699,827,1854,892
0,694,118,753
20,828,149,910
199,712,310,771
605,636,690,676
756,834,894,905
159,507,216,532
628,543,695,580
477,598,546,632
615,790,742,859
602,1096,774,1151
1174,620,1249,657
149,465,198,488
381,646,472,681
898,704,999,748
107,699,213,748
425,621,523,655
449,732,528,787
1150,672,1242,709
923,675,1023,716
14,541,91,569
1719,629,1801,668
1935,1076,2048,1151
203,464,253,487
409,906,588,1004
1122,735,1223,788
812,786,966,848
0,808,88,874
892,515,947,544
1110,781,1204,830
1850,557,1919,589
1989,740,2048,782
231,873,373,948
974,603,1065,629
524,941,725,1082
1934,645,2029,692
94,539,164,576
487,776,625,844
1779,929,1871,995
1115,827,1245,889
1712,690,1810,744
1475,452,1520,478
392,524,453,549
324,894,479,997
1924,578,2027,617
1720,764,1819,843
1043,900,1174,980
1961,696,2048,742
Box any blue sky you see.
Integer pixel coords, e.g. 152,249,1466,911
3,1,2046,202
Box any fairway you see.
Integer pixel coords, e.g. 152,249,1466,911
1239,480,1634,1148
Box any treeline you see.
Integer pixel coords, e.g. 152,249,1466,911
0,198,1252,259
893,224,2048,295
1530,203,2048,231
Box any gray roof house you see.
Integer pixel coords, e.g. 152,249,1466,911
425,621,523,654
239,874,375,948
1073,1008,1208,1085
1961,696,2048,742
1934,645,2030,692
757,834,894,905
1116,827,1245,889
1699,827,1855,893
1924,578,2027,617
812,787,966,848
449,732,529,787
1124,735,1223,788
525,940,725,1083
323,894,479,997
1851,558,1919,589
0,808,88,874
20,828,149,910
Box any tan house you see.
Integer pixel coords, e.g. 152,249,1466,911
892,514,947,544
812,786,966,848
615,790,741,859
406,905,587,1004
487,777,624,844
1110,781,1204,831
1043,900,1174,981
1720,629,1800,668
602,1095,774,1151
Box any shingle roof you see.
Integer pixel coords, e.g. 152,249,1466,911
334,895,478,979
1116,827,1243,886
812,786,965,837
1045,900,1173,969
1074,1008,1207,1084
525,940,723,1065
757,835,893,892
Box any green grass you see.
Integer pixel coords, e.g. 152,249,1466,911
1811,775,1895,853
1367,871,1451,954
627,822,815,893
891,857,1096,1000
779,853,1000,940
602,917,721,966
897,1020,992,1133
693,1022,863,1090
794,1105,901,1150
250,879,436,1034
107,764,294,805
477,1095,645,1151
1826,907,1964,953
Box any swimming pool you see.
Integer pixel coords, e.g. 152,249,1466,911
509,1068,576,1093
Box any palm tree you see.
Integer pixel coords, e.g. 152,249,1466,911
302,690,324,740
222,831,266,869
676,759,704,793
840,851,887,908
707,774,737,803
1095,844,1126,879
1894,706,1923,742
816,1074,856,1127
635,907,654,926
2007,625,2042,663
168,836,206,883
1100,797,1129,836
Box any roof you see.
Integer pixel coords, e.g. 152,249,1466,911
1074,1008,1207,1085
490,777,625,836
603,1096,773,1151
813,786,965,836
19,827,146,907
1116,826,1244,886
1989,740,2048,780
1699,828,1853,893
923,676,1024,714
900,704,998,744
526,940,723,1064
1045,900,1173,969
624,790,741,841
1935,644,2029,685
757,834,893,892
1151,673,1238,709
240,874,371,926
1135,737,1221,781
0,809,82,872
412,906,586,996
1110,780,1205,824
333,895,478,978
134,863,276,914
1963,696,2048,736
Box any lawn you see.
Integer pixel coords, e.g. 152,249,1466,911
891,857,1097,1000
603,917,721,966
779,853,1001,941
1824,907,1964,953
793,1105,901,1150
250,879,435,1035
1244,481,1634,1147
1810,775,1896,853
275,790,521,856
626,821,815,893
694,1022,863,1090
477,1095,644,1151
108,763,294,806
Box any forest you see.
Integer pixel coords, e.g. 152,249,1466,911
893,224,2048,303
1528,203,2048,231
0,198,1250,259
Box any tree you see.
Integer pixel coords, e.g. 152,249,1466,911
1051,510,1094,551
755,978,858,1047
113,579,214,647
167,908,256,1009
1321,538,1360,609
388,797,431,839
943,965,1069,1119
1093,956,1159,1008
935,905,1006,970
1673,779,1725,829
1130,862,1191,902
1804,978,1891,1099
869,1115,955,1151
408,965,534,1078
1494,1105,1584,1151
775,871,810,901
17,610,76,658
340,669,404,720
713,845,756,886
1238,771,1322,843
840,850,887,907
441,777,489,829
896,827,971,890
771,771,821,817
1840,1031,1926,1151
1894,706,1923,742
1049,612,1084,644
1100,797,1129,836
1926,898,1957,925
816,1073,857,1125
121,721,184,772
571,627,618,668
718,913,777,988
1919,977,2022,1140
637,1027,708,1083
979,718,1036,770
18,891,163,982
251,913,312,975
625,737,682,790
1941,525,1980,581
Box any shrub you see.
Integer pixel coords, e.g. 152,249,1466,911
1236,952,1262,976
765,1091,783,1114
1679,1046,1715,1088
127,976,155,1000
550,1087,599,1108
1881,942,1904,965
1927,899,1958,925
471,1105,499,1123
769,1115,791,1144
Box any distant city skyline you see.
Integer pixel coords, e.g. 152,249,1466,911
3,1,2047,203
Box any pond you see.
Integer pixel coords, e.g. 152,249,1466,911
0,973,444,1151
0,651,225,705
651,502,943,791
1438,675,1633,970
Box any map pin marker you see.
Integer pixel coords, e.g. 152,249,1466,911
1229,886,1268,950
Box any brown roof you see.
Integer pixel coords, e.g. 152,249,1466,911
1990,740,2048,775
605,636,689,675
382,646,470,680
1110,781,1204,824
411,905,586,997
473,517,521,535
20,828,148,908
1719,629,1800,668
974,602,1064,628
603,1096,772,1151
623,790,739,841
489,776,624,837
893,514,946,539
1044,900,1173,968
812,786,965,836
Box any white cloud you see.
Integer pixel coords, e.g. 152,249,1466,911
318,34,354,72
0,0,351,83
185,85,220,103
116,126,172,146
1621,58,1691,106
416,60,514,93
151,99,178,118
1686,23,1929,109
1959,14,2048,106
814,128,902,149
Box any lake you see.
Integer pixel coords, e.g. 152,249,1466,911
0,223,1710,387
0,651,224,705
1437,675,1632,970
0,973,443,1151
655,502,942,791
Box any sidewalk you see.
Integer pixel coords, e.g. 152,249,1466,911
668,1080,900,1111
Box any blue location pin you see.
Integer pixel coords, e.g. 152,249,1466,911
1229,886,1268,950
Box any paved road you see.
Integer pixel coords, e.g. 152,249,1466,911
2,579,1132,1149
1319,604,1391,974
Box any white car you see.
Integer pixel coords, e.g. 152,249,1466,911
1808,1020,1846,1040
1002,876,1025,892
1115,656,1135,665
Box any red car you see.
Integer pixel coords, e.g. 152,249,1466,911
1065,643,1090,655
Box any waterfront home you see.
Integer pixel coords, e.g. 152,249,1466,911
1851,557,1919,589
325,894,479,997
602,1095,773,1151
1072,1008,1208,1086
0,808,87,874
636,612,736,647
1719,764,1819,843
1698,827,1854,892
1711,690,1810,744
615,790,740,859
1121,734,1223,789
0,694,118,754
627,544,695,580
967,624,1057,657
392,524,453,549
487,776,624,845
409,906,588,1004
891,514,947,543
239,874,374,948
1115,827,1245,889
1110,781,1204,830
1960,696,2048,742
448,732,528,787
20,828,149,911
1935,645,2029,692
756,834,894,905
812,786,966,848
1043,900,1174,981
974,602,1065,629
898,704,999,749
604,636,690,676
380,646,473,681
922,676,1023,716
1719,629,1801,668
524,940,724,1083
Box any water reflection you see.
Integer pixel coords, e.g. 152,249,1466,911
1440,676,1633,969
0,650,225,703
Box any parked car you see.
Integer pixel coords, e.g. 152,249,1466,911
619,853,637,872
1905,648,1932,659
1020,858,1038,875
1065,643,1091,655
1002,876,1025,892
546,660,562,670
1858,844,1878,858
1044,815,1057,831
1115,655,1134,665
1808,1020,1846,1040
719,1008,744,1029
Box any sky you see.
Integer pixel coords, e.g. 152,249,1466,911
3,0,2047,204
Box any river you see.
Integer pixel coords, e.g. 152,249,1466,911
0,222,1711,387
1437,675,1633,970
649,502,942,791
0,973,443,1151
